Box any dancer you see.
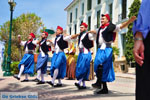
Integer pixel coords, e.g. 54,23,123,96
74,22,94,89
33,31,51,84
47,26,78,87
14,33,36,82
88,14,136,94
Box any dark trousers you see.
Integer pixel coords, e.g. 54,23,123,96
96,65,103,85
136,33,150,100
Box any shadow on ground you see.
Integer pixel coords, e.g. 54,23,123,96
0,82,135,100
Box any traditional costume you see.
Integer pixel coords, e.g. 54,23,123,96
75,23,94,89
48,26,71,87
66,43,76,80
93,14,121,94
14,33,36,82
36,31,51,84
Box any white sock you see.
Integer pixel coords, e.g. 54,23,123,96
37,69,41,80
18,65,24,78
52,69,59,84
25,74,28,80
82,81,86,87
78,78,83,85
41,74,44,82
58,79,62,84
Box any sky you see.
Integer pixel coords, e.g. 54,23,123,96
0,0,72,30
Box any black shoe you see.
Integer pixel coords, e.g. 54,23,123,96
37,81,45,85
79,86,87,89
75,83,80,89
96,89,108,94
13,75,20,80
92,83,101,89
32,78,40,82
47,81,54,87
21,79,29,82
54,84,62,87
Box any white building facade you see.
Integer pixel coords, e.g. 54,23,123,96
65,0,134,60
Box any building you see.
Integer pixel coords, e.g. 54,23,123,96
65,0,135,61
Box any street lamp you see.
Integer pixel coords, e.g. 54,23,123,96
3,0,16,76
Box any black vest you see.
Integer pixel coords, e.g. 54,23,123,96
96,23,116,46
39,39,49,54
82,34,93,49
57,35,68,50
24,41,36,51
78,32,93,49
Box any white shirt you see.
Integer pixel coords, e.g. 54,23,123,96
39,39,52,57
52,35,71,54
96,24,121,49
78,32,94,54
20,40,37,53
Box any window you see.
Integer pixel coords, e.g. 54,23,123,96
97,10,100,28
121,34,126,55
109,3,113,20
97,0,101,4
74,24,77,34
70,12,72,23
122,0,127,19
81,20,83,24
69,27,72,35
75,8,78,19
87,0,92,11
82,3,84,15
88,16,91,30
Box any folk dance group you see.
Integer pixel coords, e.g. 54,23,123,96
13,14,136,94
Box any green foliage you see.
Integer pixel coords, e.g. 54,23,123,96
10,61,19,74
125,0,141,64
0,13,44,61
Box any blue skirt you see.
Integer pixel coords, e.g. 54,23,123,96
18,54,34,74
36,53,48,74
94,48,115,82
50,52,66,79
76,52,91,80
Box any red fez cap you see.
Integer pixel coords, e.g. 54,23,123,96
102,14,111,21
80,22,88,28
29,33,35,38
43,31,48,36
57,26,63,31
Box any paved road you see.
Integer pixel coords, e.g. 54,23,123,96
0,75,135,100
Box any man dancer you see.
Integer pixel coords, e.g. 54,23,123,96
34,31,51,84
74,22,94,89
14,33,36,82
88,14,136,94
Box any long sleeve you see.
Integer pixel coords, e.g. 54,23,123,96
20,41,26,46
132,0,150,38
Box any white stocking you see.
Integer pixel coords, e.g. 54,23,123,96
52,69,59,84
25,74,28,80
18,65,24,78
37,69,41,80
41,74,45,82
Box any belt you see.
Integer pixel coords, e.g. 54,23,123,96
25,51,34,54
79,48,89,53
98,43,111,48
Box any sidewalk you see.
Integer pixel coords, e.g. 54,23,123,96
115,68,135,79
0,69,136,100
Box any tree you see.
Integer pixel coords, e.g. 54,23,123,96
0,13,43,61
125,0,141,64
